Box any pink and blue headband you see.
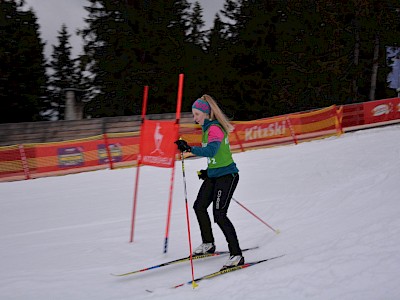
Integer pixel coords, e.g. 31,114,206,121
192,99,211,114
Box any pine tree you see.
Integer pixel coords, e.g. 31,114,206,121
80,0,203,117
219,0,283,119
220,0,243,42
0,0,47,123
169,0,191,45
187,1,205,47
271,0,353,111
202,14,236,117
207,14,228,57
48,24,77,120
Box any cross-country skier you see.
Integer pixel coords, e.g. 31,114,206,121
175,94,244,270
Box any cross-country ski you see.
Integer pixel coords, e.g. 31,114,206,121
111,246,258,277
172,254,285,289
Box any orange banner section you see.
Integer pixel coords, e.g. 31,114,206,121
139,120,179,168
104,132,140,168
0,134,140,181
177,105,342,152
289,105,342,141
0,145,26,181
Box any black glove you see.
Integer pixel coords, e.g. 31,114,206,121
197,169,208,180
174,139,191,152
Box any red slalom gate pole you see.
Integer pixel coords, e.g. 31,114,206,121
163,74,184,253
130,159,141,243
175,74,184,121
141,86,149,119
232,197,280,234
163,163,176,253
130,86,149,243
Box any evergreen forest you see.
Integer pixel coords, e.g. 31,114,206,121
1,0,400,123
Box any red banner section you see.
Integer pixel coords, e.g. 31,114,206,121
363,97,400,124
139,120,179,168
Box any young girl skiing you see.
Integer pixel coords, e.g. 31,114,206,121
175,94,243,270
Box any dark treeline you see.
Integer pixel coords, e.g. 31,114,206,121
1,0,47,123
1,0,400,123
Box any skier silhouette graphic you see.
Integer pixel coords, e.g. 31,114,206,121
151,123,164,155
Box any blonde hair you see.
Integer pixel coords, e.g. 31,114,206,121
201,94,234,133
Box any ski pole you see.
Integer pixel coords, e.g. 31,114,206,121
232,197,280,234
179,150,198,289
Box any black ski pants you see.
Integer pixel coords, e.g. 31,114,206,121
193,173,242,256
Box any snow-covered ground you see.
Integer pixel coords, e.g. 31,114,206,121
1,125,400,300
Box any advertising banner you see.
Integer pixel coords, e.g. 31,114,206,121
233,116,292,149
364,98,400,124
139,120,179,168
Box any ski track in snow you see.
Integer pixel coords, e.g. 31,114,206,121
1,125,400,299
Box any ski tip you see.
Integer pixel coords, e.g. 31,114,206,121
243,245,259,251
173,283,184,289
275,229,281,235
